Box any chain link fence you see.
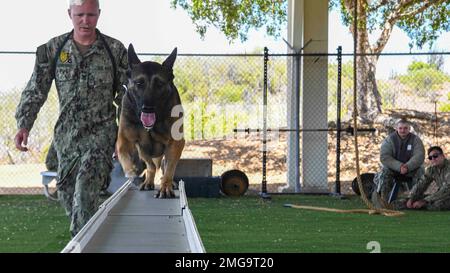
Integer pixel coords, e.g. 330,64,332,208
1,50,449,195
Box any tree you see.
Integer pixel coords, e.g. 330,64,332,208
172,0,450,122
427,51,445,71
170,0,287,42
334,0,450,122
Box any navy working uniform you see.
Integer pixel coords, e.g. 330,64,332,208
15,29,128,236
408,158,450,210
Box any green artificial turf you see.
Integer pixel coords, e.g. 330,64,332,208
0,195,70,253
1,194,449,253
187,195,450,253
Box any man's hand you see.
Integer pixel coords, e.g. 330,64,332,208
406,199,427,209
400,164,408,175
406,199,414,209
412,200,427,209
14,128,29,152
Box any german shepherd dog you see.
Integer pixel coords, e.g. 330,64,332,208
117,44,184,198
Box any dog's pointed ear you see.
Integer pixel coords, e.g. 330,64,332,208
128,44,141,68
162,47,177,70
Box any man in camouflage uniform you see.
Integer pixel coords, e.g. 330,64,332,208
404,146,450,210
372,119,425,208
14,0,128,236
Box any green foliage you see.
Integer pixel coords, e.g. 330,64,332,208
217,83,245,103
397,1,450,49
398,66,450,97
171,0,287,42
378,80,397,110
329,1,450,118
328,61,355,119
4,54,448,163
174,58,210,103
172,0,449,49
428,53,445,71
439,103,450,112
438,92,450,112
0,85,58,164
407,61,436,72
330,0,450,50
171,0,449,121
183,101,250,141
163,55,273,141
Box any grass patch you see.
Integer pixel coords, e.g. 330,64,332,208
0,195,70,253
1,194,449,253
188,195,450,253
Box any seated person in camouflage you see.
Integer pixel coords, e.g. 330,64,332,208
404,146,450,210
14,0,127,237
372,119,425,207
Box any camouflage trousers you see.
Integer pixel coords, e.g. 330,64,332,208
390,197,450,211
56,149,113,237
372,167,424,205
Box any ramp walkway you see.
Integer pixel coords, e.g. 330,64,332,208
61,180,205,253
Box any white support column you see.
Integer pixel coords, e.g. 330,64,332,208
301,0,329,193
280,0,303,193
281,0,328,193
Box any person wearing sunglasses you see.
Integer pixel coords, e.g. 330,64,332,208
405,146,450,210
372,119,425,208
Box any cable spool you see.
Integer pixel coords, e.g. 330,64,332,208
220,170,249,197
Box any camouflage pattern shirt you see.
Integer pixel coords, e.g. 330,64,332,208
409,159,450,203
15,30,128,182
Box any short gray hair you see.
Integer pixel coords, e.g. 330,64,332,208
395,118,410,128
68,0,100,8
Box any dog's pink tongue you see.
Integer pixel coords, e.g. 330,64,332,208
141,112,156,128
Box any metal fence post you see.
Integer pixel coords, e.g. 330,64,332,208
260,47,271,199
294,48,301,193
335,46,342,195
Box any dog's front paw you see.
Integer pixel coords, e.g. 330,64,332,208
155,181,175,198
139,181,155,191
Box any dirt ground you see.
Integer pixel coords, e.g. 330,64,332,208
183,110,450,194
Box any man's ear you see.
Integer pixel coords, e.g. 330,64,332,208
68,9,72,19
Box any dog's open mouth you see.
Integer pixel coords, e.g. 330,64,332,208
141,106,156,130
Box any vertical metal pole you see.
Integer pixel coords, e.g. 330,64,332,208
261,47,271,199
335,46,342,195
294,50,301,193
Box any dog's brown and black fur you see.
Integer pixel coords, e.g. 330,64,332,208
117,44,184,198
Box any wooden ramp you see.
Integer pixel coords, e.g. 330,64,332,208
61,180,205,253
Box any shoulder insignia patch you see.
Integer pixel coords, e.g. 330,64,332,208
60,51,70,63
36,45,49,64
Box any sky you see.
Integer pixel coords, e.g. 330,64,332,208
0,0,449,92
